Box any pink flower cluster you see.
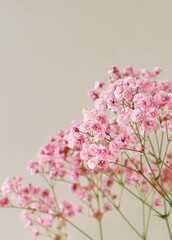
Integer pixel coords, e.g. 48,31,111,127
0,176,83,239
75,66,172,168
0,66,172,240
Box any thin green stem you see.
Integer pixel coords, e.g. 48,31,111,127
163,198,172,240
142,202,146,239
51,183,60,212
98,220,103,240
87,177,143,239
104,171,162,216
118,185,124,208
110,161,139,173
147,136,157,158
120,148,144,153
40,167,94,239
145,193,154,237
4,205,94,240
144,152,171,201
117,206,143,238
159,131,164,159
131,124,172,204
165,218,172,240
154,130,160,157
61,216,94,240
124,151,172,205
96,174,103,240
158,138,171,178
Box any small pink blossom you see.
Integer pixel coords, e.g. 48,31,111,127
0,197,8,206
95,98,107,112
131,108,144,122
94,80,104,89
152,197,162,207
108,65,120,78
32,228,39,239
122,66,134,76
87,89,99,101
114,86,125,99
153,66,162,75
88,158,97,169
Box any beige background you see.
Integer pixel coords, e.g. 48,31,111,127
0,0,172,239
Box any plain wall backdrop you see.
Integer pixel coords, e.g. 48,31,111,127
0,0,172,239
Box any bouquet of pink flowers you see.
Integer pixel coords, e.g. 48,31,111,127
0,66,172,240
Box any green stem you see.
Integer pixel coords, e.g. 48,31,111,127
144,152,171,201
41,169,93,239
164,198,172,240
158,138,171,178
50,183,60,212
129,124,172,204
165,218,172,240
147,136,157,158
145,193,154,236
120,148,144,153
118,185,124,208
98,218,103,240
159,131,164,159
96,174,103,240
117,207,143,238
124,151,172,205
110,161,139,173
61,216,94,240
142,202,146,239
87,177,142,239
104,171,162,216
4,205,94,240
154,130,160,156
